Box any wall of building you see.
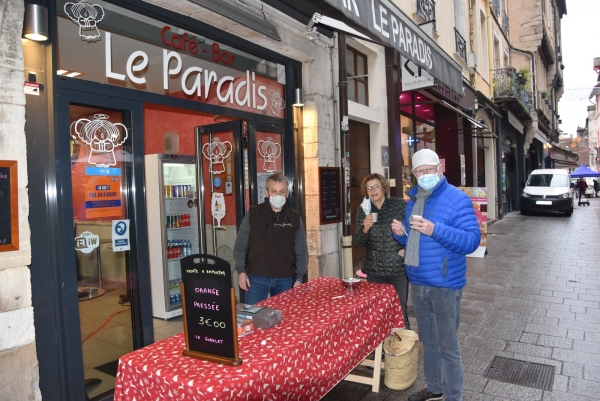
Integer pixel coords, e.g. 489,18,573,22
0,2,41,400
143,0,340,279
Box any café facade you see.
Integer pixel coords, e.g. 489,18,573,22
5,0,493,399
17,0,346,399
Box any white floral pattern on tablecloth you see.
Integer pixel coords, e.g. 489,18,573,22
114,277,404,401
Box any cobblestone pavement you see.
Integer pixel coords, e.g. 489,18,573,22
324,198,600,401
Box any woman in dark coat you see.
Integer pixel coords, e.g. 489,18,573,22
352,173,409,328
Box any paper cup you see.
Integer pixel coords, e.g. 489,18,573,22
371,213,378,222
410,215,421,222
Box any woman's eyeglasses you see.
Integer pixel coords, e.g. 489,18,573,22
413,167,438,177
366,184,381,192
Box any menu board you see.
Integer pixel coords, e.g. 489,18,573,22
180,254,241,366
319,167,342,224
0,161,18,252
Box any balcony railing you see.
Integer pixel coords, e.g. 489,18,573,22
455,29,467,62
417,0,436,31
493,67,532,113
492,0,500,17
503,11,510,35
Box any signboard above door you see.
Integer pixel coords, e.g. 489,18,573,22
55,0,286,119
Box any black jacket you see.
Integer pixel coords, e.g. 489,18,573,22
352,197,406,276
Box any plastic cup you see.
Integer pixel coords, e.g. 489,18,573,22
371,213,378,222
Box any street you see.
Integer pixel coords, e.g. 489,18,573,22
325,199,600,401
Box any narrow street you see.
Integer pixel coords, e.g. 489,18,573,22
325,199,600,401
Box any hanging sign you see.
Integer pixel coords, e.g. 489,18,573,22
112,219,130,251
180,254,241,366
401,56,434,91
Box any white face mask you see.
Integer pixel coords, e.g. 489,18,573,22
269,195,286,209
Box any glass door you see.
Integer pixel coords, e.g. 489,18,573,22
195,121,244,298
59,91,151,400
248,122,287,205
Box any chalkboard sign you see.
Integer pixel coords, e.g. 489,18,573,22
180,254,241,366
0,161,18,252
319,167,342,224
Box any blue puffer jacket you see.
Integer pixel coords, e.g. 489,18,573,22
392,177,480,289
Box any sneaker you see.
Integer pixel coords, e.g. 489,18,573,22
407,388,444,401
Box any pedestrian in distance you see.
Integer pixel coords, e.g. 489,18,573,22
233,173,308,305
593,179,599,197
576,178,588,205
391,149,480,401
352,173,410,329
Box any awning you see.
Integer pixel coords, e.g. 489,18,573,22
400,99,495,135
262,0,464,95
551,145,578,160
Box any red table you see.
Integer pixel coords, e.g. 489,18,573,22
114,277,404,401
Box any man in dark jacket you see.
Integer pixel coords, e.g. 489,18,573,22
233,173,308,304
391,149,480,401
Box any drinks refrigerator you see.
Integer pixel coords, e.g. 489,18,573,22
145,154,199,319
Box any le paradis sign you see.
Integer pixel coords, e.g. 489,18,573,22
56,0,286,118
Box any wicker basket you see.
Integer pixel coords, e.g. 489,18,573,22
383,330,419,390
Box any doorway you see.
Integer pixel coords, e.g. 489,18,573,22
348,120,371,272
58,91,152,400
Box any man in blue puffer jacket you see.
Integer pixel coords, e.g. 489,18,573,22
391,149,480,401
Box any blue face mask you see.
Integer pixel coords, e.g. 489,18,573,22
417,173,440,191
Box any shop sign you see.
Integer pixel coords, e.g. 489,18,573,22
401,56,434,91
57,0,285,119
432,81,462,103
322,0,463,95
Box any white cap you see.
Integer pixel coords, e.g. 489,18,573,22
412,149,440,170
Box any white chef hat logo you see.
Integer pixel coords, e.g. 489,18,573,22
64,0,105,41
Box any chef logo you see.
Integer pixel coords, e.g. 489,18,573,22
71,114,128,167
202,137,232,174
64,0,105,41
257,137,281,173
269,90,285,117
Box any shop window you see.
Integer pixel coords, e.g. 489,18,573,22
346,46,368,106
399,92,437,198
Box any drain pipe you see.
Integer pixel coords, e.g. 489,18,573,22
329,33,345,279
338,34,353,279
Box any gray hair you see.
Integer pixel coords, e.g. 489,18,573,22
266,172,289,189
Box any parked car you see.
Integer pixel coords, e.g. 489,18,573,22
521,169,573,216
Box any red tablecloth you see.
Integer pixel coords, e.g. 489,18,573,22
114,277,404,401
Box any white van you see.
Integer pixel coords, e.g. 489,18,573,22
520,169,573,216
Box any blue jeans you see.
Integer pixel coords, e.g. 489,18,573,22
367,274,410,330
244,276,293,305
411,284,463,401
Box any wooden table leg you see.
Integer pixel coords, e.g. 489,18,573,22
343,342,384,392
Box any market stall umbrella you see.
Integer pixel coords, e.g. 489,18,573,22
570,164,600,178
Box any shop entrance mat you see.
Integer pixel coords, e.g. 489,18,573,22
94,360,120,377
483,356,554,391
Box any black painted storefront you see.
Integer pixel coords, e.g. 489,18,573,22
24,1,301,400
